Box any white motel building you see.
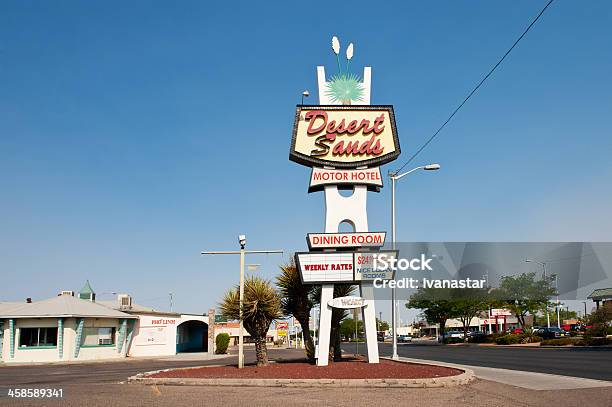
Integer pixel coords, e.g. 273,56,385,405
0,281,211,363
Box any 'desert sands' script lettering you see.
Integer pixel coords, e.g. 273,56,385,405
305,110,385,158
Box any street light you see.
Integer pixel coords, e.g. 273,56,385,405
551,274,560,328
201,236,283,368
525,259,550,328
301,90,310,105
389,163,441,360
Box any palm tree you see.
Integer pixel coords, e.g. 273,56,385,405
313,283,356,361
219,276,281,367
276,261,316,362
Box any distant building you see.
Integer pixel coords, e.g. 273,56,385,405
0,292,136,363
587,288,612,309
417,310,533,337
0,282,211,363
214,322,280,345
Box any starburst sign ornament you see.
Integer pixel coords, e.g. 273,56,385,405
326,36,364,104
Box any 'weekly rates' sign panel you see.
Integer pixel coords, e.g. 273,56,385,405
295,251,397,284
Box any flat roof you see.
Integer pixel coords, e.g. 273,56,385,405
587,288,612,301
0,295,137,319
97,300,181,317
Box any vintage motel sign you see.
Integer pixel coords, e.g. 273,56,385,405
289,36,401,366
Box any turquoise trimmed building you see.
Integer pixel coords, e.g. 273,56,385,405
0,284,136,363
1,282,212,363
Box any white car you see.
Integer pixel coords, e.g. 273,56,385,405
397,335,412,343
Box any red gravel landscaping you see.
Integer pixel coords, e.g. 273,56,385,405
147,358,462,380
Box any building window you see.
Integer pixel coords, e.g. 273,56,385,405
19,327,58,348
82,327,116,346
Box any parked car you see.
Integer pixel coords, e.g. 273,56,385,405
536,327,568,339
437,331,464,342
446,331,465,339
468,331,487,338
560,324,577,332
505,328,523,335
397,335,412,343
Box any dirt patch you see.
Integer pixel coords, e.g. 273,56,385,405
147,357,462,380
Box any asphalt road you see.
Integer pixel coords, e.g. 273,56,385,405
3,344,609,386
342,341,612,381
0,348,300,387
1,346,611,406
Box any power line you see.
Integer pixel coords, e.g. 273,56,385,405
395,0,555,173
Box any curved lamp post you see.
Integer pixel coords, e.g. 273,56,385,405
389,163,440,360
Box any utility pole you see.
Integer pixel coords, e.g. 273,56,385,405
201,236,282,369
552,274,560,329
525,259,550,328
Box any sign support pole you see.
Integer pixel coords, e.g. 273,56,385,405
316,284,334,366
360,282,379,363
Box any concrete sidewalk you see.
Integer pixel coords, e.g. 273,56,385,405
398,357,612,390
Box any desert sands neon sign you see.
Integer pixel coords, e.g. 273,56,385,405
305,110,385,157
290,105,400,169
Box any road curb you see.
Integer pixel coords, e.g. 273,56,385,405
128,362,474,388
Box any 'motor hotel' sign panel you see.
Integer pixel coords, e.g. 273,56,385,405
290,105,400,169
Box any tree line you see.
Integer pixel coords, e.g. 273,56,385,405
219,263,567,366
407,272,558,341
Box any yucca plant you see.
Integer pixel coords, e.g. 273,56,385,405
327,36,363,104
276,261,316,362
325,73,364,104
219,276,282,366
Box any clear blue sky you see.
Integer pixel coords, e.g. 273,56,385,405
1,1,611,320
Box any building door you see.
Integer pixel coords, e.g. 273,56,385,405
176,320,208,353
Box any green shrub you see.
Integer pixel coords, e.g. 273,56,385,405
443,337,464,344
468,335,495,343
495,334,521,345
518,333,542,344
575,337,612,346
540,338,577,346
215,333,231,354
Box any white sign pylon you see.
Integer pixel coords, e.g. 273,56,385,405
315,66,379,366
